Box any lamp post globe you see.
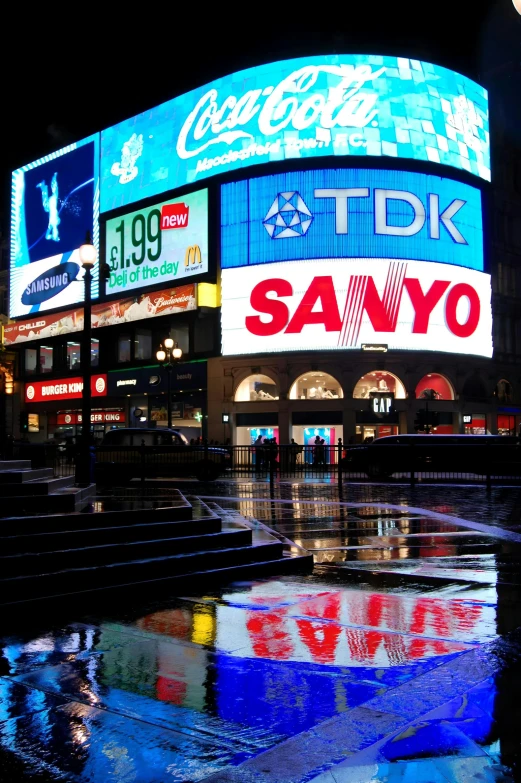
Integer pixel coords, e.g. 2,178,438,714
156,339,183,428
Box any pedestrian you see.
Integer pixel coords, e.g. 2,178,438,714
289,437,301,471
254,434,264,470
313,435,321,466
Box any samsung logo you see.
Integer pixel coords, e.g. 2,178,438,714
22,262,80,305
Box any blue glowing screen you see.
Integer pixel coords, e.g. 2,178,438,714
10,135,100,318
100,54,490,213
221,168,484,272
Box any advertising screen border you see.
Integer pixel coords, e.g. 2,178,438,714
10,134,100,320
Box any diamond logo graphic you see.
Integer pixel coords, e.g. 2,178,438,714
263,191,313,239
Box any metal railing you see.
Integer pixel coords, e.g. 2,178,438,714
5,440,521,486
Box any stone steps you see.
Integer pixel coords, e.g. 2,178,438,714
0,475,312,607
0,528,254,577
0,467,54,483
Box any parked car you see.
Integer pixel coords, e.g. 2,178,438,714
341,434,521,479
95,428,231,483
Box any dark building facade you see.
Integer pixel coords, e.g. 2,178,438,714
4,52,521,449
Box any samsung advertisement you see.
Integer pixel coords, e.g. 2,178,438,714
10,136,100,318
100,54,490,212
221,169,484,272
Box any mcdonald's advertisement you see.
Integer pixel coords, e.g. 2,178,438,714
104,188,208,295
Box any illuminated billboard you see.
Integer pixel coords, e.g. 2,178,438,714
11,135,100,318
25,374,107,403
105,189,208,296
101,55,490,212
222,169,483,272
3,284,197,345
221,258,493,357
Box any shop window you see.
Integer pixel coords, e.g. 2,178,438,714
168,325,189,356
235,374,279,402
91,339,99,367
25,348,37,375
118,335,131,363
289,372,343,400
353,371,405,399
135,330,152,360
464,415,487,435
66,342,81,370
415,373,454,401
40,345,53,374
498,414,516,436
194,317,215,353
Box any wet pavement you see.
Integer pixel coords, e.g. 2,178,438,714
1,480,521,781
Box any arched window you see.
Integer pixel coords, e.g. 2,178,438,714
415,373,455,401
289,371,343,400
353,371,406,399
234,374,279,402
496,379,513,403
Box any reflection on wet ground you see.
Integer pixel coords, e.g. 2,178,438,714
1,482,521,781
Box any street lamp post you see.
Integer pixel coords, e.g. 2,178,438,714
156,338,183,427
75,235,97,485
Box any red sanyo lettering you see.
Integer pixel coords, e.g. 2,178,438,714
246,276,481,338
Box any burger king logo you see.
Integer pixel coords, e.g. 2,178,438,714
95,377,106,394
26,386,35,400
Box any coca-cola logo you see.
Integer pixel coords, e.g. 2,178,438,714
176,64,385,161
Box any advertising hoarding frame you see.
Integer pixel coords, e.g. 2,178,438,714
221,257,493,358
100,53,490,214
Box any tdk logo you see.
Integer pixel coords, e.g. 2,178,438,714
263,192,313,239
263,188,468,245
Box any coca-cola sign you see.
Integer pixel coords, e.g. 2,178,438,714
221,259,493,358
101,55,490,213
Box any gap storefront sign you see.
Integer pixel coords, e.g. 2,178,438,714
107,362,207,396
101,54,490,213
221,259,493,358
221,169,484,272
25,375,108,403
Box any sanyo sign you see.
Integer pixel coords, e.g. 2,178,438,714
221,258,493,358
221,169,484,272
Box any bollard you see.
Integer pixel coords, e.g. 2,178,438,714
140,441,146,488
337,437,343,497
410,441,416,487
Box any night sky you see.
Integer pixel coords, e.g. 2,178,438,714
2,0,520,222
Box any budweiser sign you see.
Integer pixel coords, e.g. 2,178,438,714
221,259,493,358
91,283,196,328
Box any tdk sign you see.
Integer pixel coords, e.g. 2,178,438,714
221,168,484,272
